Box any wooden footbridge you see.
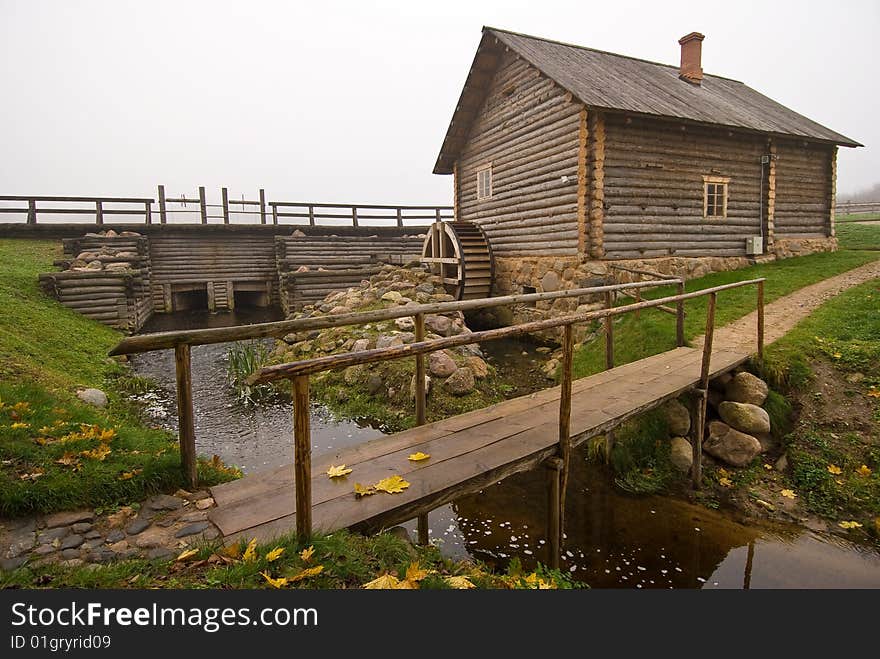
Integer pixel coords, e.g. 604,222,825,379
110,275,765,567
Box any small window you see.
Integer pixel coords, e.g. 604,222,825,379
703,175,729,218
476,165,493,200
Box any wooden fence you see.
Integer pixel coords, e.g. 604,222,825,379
0,186,452,228
835,201,880,216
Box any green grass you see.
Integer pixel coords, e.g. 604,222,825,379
836,213,880,223
0,529,579,590
0,239,237,517
837,221,880,251
572,248,879,378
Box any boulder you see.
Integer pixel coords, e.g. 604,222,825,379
725,372,769,406
663,399,691,436
424,314,453,336
428,351,457,377
375,335,404,349
291,229,307,238
381,291,403,303
669,437,694,472
145,494,184,511
718,401,771,435
352,338,371,352
366,373,384,396
703,422,762,467
395,317,415,331
467,356,489,379
444,367,475,396
343,365,364,385
542,359,559,379
45,510,94,529
541,271,561,292
76,388,108,408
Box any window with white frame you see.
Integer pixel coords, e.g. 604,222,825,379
703,175,729,218
476,165,493,200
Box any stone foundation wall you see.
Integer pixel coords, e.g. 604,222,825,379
489,235,837,340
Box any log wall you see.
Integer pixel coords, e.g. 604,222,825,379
774,140,833,238
456,50,581,257
275,233,424,313
602,114,766,260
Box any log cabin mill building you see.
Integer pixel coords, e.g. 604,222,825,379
432,27,861,315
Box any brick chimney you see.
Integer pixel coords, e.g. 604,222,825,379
678,32,705,85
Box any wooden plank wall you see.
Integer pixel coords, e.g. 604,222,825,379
774,140,833,238
602,114,765,259
148,232,279,310
275,234,424,312
456,50,581,257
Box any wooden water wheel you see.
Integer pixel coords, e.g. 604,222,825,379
421,221,494,300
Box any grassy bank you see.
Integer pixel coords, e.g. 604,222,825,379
0,239,236,517
0,528,576,590
837,221,880,251
572,247,879,378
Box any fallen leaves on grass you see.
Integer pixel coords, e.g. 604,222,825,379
80,444,112,461
718,477,733,488
326,464,352,479
260,572,288,589
18,468,44,481
265,547,285,562
364,574,400,589
118,469,142,481
299,546,315,562
408,452,431,462
763,464,773,471
780,489,797,499
445,575,476,589
838,521,863,530
523,573,555,589
374,475,410,494
242,538,258,562
857,464,873,477
176,548,199,561
55,453,81,469
10,422,30,430
405,562,429,583
827,464,843,475
287,565,323,583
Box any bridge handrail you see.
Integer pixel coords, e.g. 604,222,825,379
109,278,682,355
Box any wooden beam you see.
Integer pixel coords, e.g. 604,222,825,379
199,186,207,224
692,291,717,489
604,290,614,370
577,106,588,256
292,375,312,542
174,344,198,489
557,325,573,541
259,189,267,225
676,281,686,347
221,187,230,224
158,185,167,224
757,280,764,359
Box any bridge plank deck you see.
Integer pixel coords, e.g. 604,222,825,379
209,345,747,544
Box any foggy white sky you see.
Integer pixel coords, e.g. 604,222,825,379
1,0,877,206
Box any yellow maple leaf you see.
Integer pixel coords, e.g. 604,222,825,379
374,474,410,494
176,548,199,561
117,469,142,481
717,468,730,479
288,565,323,583
780,489,797,499
10,422,29,430
868,389,880,399
524,573,555,589
832,352,842,359
827,464,843,475
266,547,285,562
857,464,873,477
218,544,241,560
242,538,258,562
394,579,419,589
719,477,733,488
408,452,431,462
299,545,315,562
260,571,288,589
445,575,476,589
354,483,376,498
763,463,773,470
405,562,429,582
80,444,112,461
364,573,400,589
55,452,80,467
326,464,353,479
838,520,863,530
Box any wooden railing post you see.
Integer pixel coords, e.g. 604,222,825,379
221,187,230,224
676,280,685,347
308,205,315,226
692,291,717,490
757,280,765,359
144,201,152,225
634,286,642,320
27,199,36,225
271,204,278,225
158,185,167,224
292,375,312,542
435,208,442,223
545,457,562,570
198,186,207,224
351,206,359,227
174,344,198,489
95,200,104,225
414,313,429,545
396,208,403,228
259,189,267,225
604,290,614,370
557,323,574,548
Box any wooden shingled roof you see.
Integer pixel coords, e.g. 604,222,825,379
434,27,861,174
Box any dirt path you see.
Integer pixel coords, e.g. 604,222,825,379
697,259,880,353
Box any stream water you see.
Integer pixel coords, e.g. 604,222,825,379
131,307,880,588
